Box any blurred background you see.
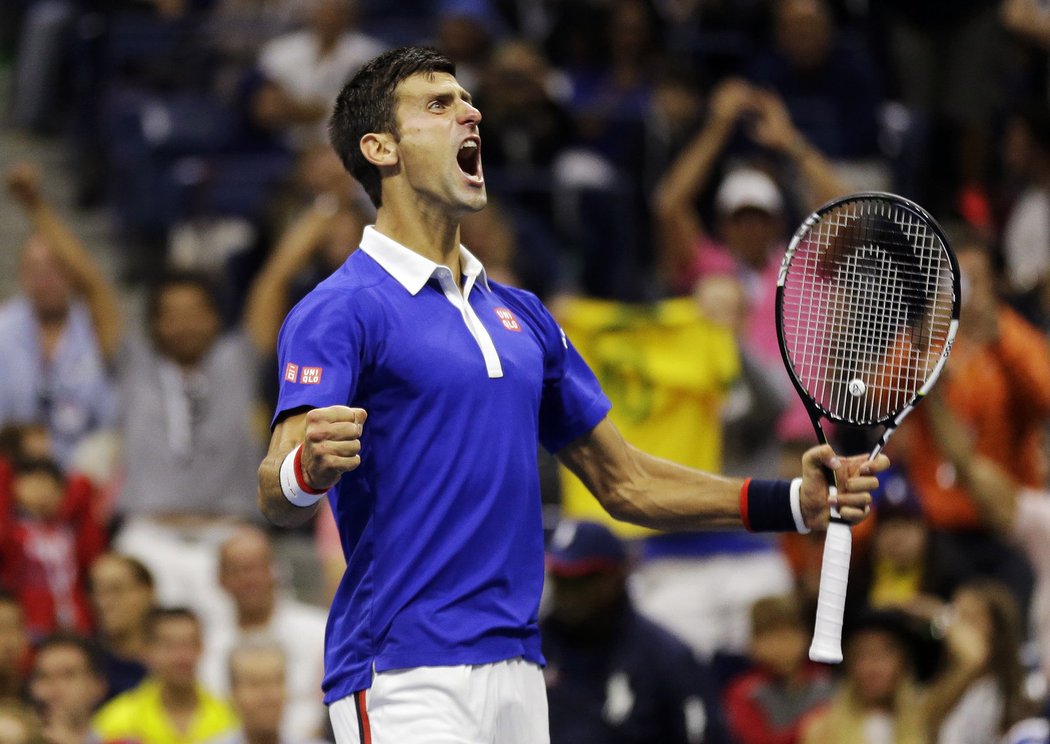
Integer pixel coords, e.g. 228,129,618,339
3,1,1050,743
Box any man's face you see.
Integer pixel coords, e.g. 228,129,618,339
29,645,106,724
721,208,782,268
219,533,277,618
847,630,907,706
20,238,73,322
230,648,286,736
151,284,220,367
89,557,154,639
148,617,202,689
388,72,486,216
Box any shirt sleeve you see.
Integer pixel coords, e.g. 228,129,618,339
272,290,363,427
532,298,611,453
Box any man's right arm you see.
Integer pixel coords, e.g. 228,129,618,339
257,405,367,528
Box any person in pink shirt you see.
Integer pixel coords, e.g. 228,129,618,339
651,78,848,458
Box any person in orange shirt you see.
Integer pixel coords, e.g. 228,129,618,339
892,229,1050,612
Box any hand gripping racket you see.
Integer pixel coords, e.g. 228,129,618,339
775,192,960,663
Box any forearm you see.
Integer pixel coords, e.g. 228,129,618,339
257,444,324,528
922,661,984,737
29,201,123,357
785,136,847,210
652,119,733,282
560,428,744,531
243,205,332,354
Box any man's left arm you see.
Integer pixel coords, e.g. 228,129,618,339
556,416,884,533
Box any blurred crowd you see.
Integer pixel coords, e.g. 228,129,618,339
3,0,1050,742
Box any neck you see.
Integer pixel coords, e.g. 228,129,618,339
237,601,275,630
374,202,462,281
109,627,148,661
246,729,280,744
160,681,198,711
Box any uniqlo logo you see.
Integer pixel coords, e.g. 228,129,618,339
284,363,299,383
301,366,323,384
494,307,521,332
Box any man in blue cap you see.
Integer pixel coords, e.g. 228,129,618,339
542,520,729,744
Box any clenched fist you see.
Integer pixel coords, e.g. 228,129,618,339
300,405,368,491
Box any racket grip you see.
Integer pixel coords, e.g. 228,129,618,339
809,518,852,664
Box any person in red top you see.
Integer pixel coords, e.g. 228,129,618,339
723,594,833,744
0,458,106,638
893,231,1050,611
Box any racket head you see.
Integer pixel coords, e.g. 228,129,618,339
776,192,960,432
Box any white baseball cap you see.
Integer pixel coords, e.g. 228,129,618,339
715,168,784,215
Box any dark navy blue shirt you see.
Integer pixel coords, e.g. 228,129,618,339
273,227,611,703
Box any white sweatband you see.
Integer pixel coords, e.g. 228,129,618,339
279,444,326,508
789,477,810,534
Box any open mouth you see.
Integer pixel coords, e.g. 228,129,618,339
457,138,482,181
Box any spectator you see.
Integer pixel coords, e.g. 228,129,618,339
541,520,729,744
892,232,1050,613
87,554,156,700
997,103,1050,328
198,527,326,742
0,163,120,469
28,633,107,744
800,608,986,744
880,0,1003,216
210,641,326,744
651,78,845,454
434,0,504,94
243,190,369,362
568,0,663,172
92,608,237,744
747,0,882,160
0,457,106,638
936,580,1034,744
848,469,962,623
113,270,264,627
472,39,574,176
723,594,834,744
0,592,29,703
925,389,1050,689
251,0,385,151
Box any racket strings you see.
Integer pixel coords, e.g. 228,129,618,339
780,199,954,425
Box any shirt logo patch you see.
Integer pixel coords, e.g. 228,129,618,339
301,367,323,385
494,307,522,332
284,363,299,383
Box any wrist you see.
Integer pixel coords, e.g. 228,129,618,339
740,477,809,533
279,444,327,508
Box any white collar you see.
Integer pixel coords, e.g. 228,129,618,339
359,225,490,296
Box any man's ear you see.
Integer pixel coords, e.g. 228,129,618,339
360,132,398,168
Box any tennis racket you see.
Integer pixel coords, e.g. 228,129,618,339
775,192,960,663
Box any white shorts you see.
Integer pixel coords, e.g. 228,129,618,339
328,658,549,744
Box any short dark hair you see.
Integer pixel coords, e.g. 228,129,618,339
32,632,106,679
12,457,63,483
329,46,456,208
146,269,221,325
90,552,155,592
145,606,200,640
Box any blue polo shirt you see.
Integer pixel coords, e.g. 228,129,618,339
273,226,611,703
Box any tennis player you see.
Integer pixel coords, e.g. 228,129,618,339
256,46,887,744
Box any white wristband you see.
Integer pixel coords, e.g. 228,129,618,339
279,444,326,508
789,477,810,534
